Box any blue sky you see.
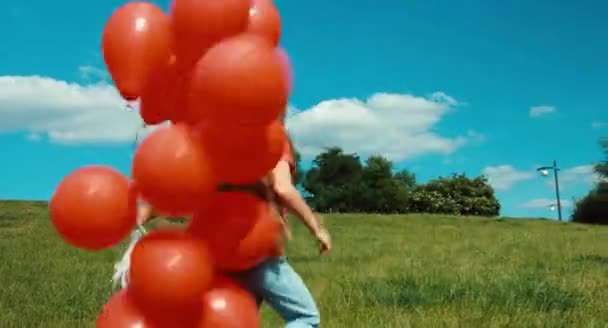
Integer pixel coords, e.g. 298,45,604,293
0,0,606,219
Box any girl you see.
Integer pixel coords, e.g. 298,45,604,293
225,127,331,328
121,122,331,328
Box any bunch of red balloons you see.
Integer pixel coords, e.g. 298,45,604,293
49,0,293,326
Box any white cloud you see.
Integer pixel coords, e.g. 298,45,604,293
0,75,157,144
561,165,597,184
520,198,573,209
1,73,477,159
529,105,556,118
429,91,459,106
286,92,475,160
466,129,486,143
592,121,607,129
78,65,110,81
285,105,301,120
481,163,602,193
26,132,41,142
543,164,604,190
481,165,535,191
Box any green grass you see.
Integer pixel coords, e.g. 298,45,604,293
1,201,607,327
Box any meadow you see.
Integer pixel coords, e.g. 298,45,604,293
0,200,607,327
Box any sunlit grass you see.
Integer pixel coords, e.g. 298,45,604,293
1,202,607,327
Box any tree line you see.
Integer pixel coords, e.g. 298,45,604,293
571,138,608,225
290,138,607,224
293,147,501,217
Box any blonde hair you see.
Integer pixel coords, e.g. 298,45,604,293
278,108,287,124
279,109,295,158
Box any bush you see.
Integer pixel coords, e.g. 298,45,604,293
408,174,500,216
571,183,608,225
301,147,501,216
571,139,608,225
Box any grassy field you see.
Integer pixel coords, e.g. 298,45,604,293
1,200,607,327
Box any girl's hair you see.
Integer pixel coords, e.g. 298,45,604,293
279,109,295,158
279,108,287,123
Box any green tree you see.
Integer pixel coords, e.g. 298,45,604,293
571,190,608,225
594,138,608,182
393,169,416,189
301,147,500,216
302,147,363,212
303,151,416,213
572,138,608,225
353,156,411,213
303,147,363,191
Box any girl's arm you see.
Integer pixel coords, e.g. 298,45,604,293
269,161,323,237
136,202,158,226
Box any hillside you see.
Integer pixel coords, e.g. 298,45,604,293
0,201,607,327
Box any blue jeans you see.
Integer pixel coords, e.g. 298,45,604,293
228,256,320,328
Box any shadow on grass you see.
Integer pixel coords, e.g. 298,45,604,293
0,213,26,228
0,200,48,209
574,254,608,265
357,276,466,308
492,218,525,226
0,201,49,230
351,270,580,312
290,254,377,265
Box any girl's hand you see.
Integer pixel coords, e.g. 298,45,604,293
314,223,332,255
136,205,153,226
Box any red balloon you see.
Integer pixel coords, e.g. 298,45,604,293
216,210,283,272
170,0,251,67
198,277,260,328
188,191,265,257
247,0,281,46
276,48,293,95
129,228,215,314
139,55,179,125
169,69,196,124
198,120,286,184
98,289,198,327
132,123,216,216
49,166,136,250
210,274,246,291
102,2,172,100
96,289,155,328
188,34,289,126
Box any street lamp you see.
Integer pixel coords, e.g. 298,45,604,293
536,160,562,221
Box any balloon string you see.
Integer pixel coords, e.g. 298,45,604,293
131,121,147,155
125,99,139,112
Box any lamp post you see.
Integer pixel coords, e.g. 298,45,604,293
536,160,562,221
